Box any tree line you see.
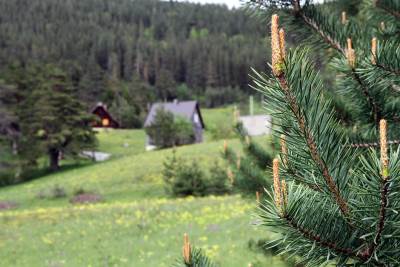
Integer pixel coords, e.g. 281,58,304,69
0,0,269,117
0,0,270,182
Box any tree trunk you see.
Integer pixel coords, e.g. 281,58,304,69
49,148,60,171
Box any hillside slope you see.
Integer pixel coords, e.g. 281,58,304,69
0,136,287,267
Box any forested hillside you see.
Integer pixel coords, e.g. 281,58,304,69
0,0,268,114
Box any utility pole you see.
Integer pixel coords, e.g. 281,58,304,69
249,95,254,116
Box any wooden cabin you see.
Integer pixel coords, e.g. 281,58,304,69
91,103,119,128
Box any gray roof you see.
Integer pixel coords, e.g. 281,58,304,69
144,100,205,128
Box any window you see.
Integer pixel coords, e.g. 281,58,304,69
102,118,110,127
193,113,199,124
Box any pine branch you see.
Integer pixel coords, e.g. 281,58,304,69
254,9,400,266
376,63,400,76
284,165,323,192
276,73,350,217
283,214,364,260
297,11,345,54
284,3,384,130
364,39,400,81
279,132,324,192
366,178,390,260
376,1,400,19
350,140,400,148
350,70,382,128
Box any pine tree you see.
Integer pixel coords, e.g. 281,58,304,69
249,0,400,146
252,10,400,265
7,64,97,171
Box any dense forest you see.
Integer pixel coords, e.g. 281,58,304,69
0,0,269,125
0,0,271,182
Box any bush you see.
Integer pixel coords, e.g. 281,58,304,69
174,116,196,145
163,150,230,197
109,95,143,129
204,162,231,195
172,160,207,197
36,184,67,199
73,186,92,196
145,108,195,148
162,149,180,192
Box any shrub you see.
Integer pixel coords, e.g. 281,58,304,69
109,95,143,128
174,117,196,146
162,149,180,194
145,108,195,148
163,151,230,197
51,185,67,198
204,162,231,195
146,108,176,148
171,160,207,197
73,186,91,196
36,184,67,199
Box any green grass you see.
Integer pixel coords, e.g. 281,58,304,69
202,106,237,141
202,106,235,129
0,196,287,267
96,128,146,157
0,139,240,210
95,106,236,157
0,107,285,267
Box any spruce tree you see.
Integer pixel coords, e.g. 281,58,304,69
4,64,97,171
252,8,400,265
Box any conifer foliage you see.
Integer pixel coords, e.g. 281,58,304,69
253,6,400,265
1,64,96,173
222,124,273,194
250,0,400,145
172,234,216,267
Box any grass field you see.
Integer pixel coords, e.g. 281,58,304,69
0,107,287,267
96,129,146,158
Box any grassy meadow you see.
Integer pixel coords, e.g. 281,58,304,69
0,107,287,267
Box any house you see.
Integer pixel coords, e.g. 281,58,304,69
144,100,205,150
91,102,119,128
239,115,271,136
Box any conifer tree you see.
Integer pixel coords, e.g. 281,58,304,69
3,64,97,171
250,0,400,146
253,9,400,265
